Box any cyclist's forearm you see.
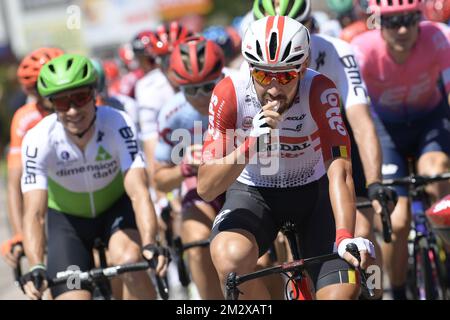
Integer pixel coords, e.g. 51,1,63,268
132,193,158,245
154,165,184,193
7,167,24,235
125,168,157,245
327,159,356,234
142,137,158,188
346,104,382,185
198,149,246,202
23,191,47,266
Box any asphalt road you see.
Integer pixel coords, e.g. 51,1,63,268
0,175,26,299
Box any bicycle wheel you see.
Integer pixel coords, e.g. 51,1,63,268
428,246,447,300
413,243,445,300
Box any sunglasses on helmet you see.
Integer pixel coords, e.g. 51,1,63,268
50,89,94,112
380,12,422,29
251,67,300,86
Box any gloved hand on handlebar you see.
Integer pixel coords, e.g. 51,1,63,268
1,233,24,268
336,229,375,269
367,182,398,213
142,243,171,277
21,264,48,300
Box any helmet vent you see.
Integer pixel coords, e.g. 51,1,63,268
82,64,89,78
66,58,73,70
286,53,304,64
244,52,260,62
48,64,56,73
39,77,47,88
281,41,292,62
197,42,206,71
256,40,263,60
269,32,278,60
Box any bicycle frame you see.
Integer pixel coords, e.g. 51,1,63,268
281,222,314,300
383,173,450,300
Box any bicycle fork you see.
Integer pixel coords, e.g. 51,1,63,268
282,222,313,300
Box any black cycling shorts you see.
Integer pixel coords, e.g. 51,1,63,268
210,176,356,292
46,193,137,298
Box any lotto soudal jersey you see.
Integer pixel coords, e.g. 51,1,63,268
21,106,145,218
202,69,351,188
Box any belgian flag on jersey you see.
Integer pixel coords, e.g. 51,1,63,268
331,146,348,159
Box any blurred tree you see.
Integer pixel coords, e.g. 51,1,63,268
206,0,254,24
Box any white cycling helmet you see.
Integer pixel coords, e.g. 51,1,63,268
242,15,310,70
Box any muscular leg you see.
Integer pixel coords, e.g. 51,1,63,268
256,250,284,300
211,230,270,300
316,283,360,300
417,151,450,202
381,197,410,299
108,229,156,300
182,202,222,299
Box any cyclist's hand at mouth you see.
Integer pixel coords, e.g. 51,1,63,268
250,100,282,139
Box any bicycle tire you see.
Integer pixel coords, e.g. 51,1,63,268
414,242,443,300
428,246,447,300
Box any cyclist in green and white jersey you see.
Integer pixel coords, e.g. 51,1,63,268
20,54,169,300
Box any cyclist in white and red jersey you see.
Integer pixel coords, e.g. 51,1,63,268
153,37,230,299
198,16,375,299
246,0,392,299
352,0,450,299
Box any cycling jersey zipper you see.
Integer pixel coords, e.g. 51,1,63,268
81,151,96,218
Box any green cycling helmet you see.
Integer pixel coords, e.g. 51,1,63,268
326,0,354,14
253,0,312,22
38,54,97,97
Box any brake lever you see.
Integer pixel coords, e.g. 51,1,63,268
346,243,374,298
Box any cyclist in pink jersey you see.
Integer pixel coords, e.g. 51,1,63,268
352,0,450,299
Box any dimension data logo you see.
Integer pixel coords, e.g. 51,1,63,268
95,146,112,161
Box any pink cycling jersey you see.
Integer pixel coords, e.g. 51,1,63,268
351,21,450,122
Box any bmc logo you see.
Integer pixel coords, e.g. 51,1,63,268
320,88,347,136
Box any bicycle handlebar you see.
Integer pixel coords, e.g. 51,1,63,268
42,260,169,299
382,172,450,187
226,246,375,300
226,252,340,300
